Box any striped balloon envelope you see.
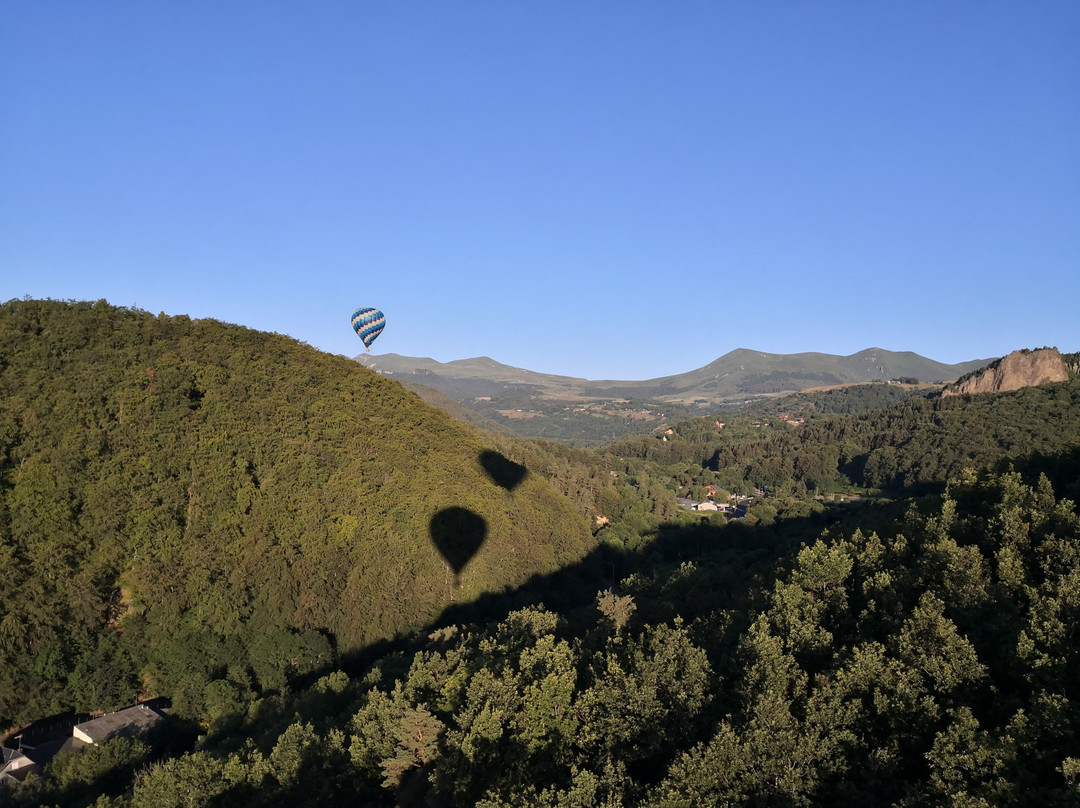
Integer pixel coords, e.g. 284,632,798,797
351,307,386,349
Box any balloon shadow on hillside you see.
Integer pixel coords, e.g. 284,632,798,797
429,452,528,588
479,450,528,491
430,506,487,589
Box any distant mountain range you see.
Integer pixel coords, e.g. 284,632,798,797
356,348,992,404
354,348,995,445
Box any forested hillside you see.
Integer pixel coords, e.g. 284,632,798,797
606,376,1080,503
0,300,603,727
2,300,1078,807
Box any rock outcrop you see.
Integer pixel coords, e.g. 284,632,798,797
942,348,1068,397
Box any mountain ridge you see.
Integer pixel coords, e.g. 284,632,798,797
355,348,994,445
358,347,992,401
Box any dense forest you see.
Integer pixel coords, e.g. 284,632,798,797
606,375,1080,504
2,300,1078,806
0,299,626,727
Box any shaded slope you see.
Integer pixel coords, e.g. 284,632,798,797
38,460,1080,807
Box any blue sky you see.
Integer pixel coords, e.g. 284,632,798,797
3,2,1077,380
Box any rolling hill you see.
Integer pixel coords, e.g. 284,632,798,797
0,299,599,726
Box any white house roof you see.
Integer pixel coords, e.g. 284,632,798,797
72,704,164,745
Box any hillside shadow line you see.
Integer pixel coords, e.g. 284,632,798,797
320,496,913,692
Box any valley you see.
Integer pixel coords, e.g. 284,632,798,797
2,300,1078,807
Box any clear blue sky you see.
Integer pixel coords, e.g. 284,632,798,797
3,2,1077,379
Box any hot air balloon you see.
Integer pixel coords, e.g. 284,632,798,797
351,307,385,351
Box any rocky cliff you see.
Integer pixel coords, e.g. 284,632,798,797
942,348,1068,397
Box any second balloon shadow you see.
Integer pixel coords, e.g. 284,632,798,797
429,450,528,588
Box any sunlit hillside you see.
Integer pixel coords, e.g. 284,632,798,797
0,299,598,726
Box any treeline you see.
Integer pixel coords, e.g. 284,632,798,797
761,381,927,416
468,397,705,448
10,469,1078,806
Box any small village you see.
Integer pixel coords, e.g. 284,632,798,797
677,485,757,517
